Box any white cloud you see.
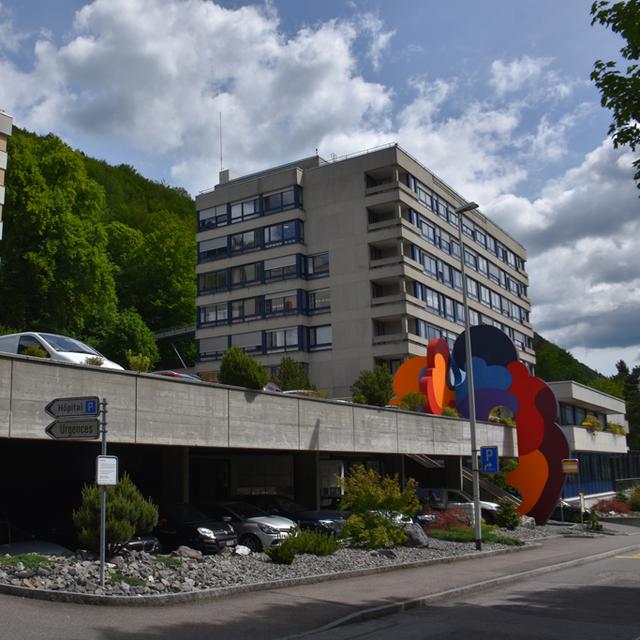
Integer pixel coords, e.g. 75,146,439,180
357,13,394,71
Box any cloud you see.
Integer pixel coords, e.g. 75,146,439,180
357,13,394,71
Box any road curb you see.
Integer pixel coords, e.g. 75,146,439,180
0,543,535,607
283,541,640,638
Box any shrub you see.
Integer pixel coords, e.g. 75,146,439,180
581,415,602,432
337,464,419,549
274,356,316,391
398,392,427,412
73,473,159,556
22,345,50,358
441,406,460,417
266,543,297,565
588,510,603,531
126,350,152,372
84,356,105,366
495,497,521,530
266,529,339,564
219,346,268,390
421,507,470,531
350,365,393,407
628,485,640,512
606,422,626,436
428,525,524,546
593,498,631,514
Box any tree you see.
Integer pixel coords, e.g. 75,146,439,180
274,356,315,391
219,346,269,389
591,0,640,190
72,473,158,556
351,365,394,406
624,366,640,449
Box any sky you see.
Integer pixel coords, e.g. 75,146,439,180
0,0,638,376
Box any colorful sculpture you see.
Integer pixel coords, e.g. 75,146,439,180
391,325,569,524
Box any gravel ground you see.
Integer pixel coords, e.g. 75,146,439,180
0,522,583,597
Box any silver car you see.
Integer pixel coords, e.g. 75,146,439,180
201,501,298,552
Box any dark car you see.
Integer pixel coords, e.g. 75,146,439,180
235,494,346,534
154,504,237,554
550,500,590,523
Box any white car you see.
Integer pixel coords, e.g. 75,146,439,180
0,332,124,370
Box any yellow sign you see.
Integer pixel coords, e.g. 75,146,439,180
561,458,579,474
616,553,640,559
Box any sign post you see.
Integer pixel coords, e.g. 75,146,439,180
561,458,581,525
480,446,499,474
96,399,111,588
44,396,100,441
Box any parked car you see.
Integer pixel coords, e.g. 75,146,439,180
235,494,345,534
198,501,298,552
262,382,282,393
123,534,161,553
0,332,123,370
153,504,237,554
418,488,500,524
0,516,73,556
550,500,590,523
151,371,203,382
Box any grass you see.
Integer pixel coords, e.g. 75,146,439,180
428,526,524,546
0,554,52,570
110,571,147,587
154,555,182,568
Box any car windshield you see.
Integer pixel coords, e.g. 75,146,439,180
40,333,101,355
225,502,270,518
165,505,212,523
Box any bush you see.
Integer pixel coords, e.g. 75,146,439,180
495,498,521,530
629,485,640,512
398,392,427,412
350,365,393,407
421,507,470,531
337,464,419,549
428,525,524,546
593,498,631,514
126,350,152,372
72,473,159,556
581,414,602,432
84,356,105,366
219,346,268,390
588,510,603,531
274,356,316,391
606,422,626,436
266,529,339,564
21,345,50,358
441,406,460,417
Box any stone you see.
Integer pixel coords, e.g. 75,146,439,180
15,562,24,571
520,516,536,529
403,523,429,548
173,546,203,560
234,545,251,556
111,556,125,569
371,549,397,559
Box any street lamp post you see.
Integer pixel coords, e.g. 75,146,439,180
454,201,482,551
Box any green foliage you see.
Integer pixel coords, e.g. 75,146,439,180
495,498,521,530
623,366,640,450
629,484,640,511
265,530,339,564
21,345,50,358
84,356,105,366
110,571,146,587
427,526,523,546
581,414,603,432
482,458,519,492
589,376,625,399
533,333,601,383
591,0,640,190
72,473,159,556
351,365,393,407
588,509,603,531
398,392,427,412
0,554,52,570
606,422,626,436
274,356,316,391
126,351,152,373
337,464,419,549
441,406,461,417
95,308,159,369
219,346,269,389
155,555,182,568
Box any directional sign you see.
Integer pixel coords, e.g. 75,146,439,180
480,446,499,473
45,396,99,419
45,418,100,440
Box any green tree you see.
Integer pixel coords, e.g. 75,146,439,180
398,391,427,412
351,365,393,406
72,473,158,556
0,129,118,336
95,308,159,369
624,366,640,449
219,346,269,389
274,356,316,391
591,0,640,190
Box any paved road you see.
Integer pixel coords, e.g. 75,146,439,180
0,527,638,640
301,551,640,639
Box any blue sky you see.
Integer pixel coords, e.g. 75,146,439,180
0,0,638,375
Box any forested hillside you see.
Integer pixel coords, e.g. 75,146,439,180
0,128,196,369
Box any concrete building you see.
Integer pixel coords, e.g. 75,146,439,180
0,110,13,243
194,144,534,396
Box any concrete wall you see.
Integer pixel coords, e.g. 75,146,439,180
560,425,628,454
548,380,627,416
0,353,518,457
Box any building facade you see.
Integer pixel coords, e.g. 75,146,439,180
194,144,534,397
0,110,13,244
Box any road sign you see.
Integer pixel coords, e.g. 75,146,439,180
45,396,99,418
562,458,579,474
45,418,100,440
97,455,118,485
480,446,499,473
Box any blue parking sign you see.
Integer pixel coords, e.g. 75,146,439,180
480,446,499,473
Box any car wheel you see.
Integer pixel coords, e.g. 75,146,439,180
240,534,262,552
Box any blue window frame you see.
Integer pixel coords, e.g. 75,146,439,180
198,269,228,293
198,236,228,263
308,325,332,350
198,302,229,327
198,204,228,231
265,326,299,352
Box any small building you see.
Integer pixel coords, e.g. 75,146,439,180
0,110,13,243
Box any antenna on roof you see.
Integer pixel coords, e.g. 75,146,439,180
219,112,223,172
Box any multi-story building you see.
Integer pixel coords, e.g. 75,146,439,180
0,110,13,243
194,144,534,397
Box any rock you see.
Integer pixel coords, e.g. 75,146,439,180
15,562,24,571
234,545,251,556
403,523,429,548
173,546,203,560
520,516,536,529
22,578,34,589
111,556,125,569
371,549,397,559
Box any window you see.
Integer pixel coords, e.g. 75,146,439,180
452,269,463,291
232,296,261,320
440,263,452,287
462,223,474,238
464,249,477,269
307,252,329,276
486,235,496,253
477,256,488,275
466,277,478,299
198,269,227,293
455,302,465,325
231,262,261,287
264,220,302,247
263,188,296,212
198,204,228,230
265,254,297,281
231,230,260,253
232,331,263,354
440,231,451,254
421,220,435,244
230,197,259,223
307,288,330,313
198,236,228,262
199,302,228,326
265,290,298,315
475,229,486,247
18,335,48,356
266,326,299,352
480,285,491,306
488,262,501,284
468,308,479,325
425,288,440,312
444,297,455,320
199,335,228,360
491,290,501,311
309,325,332,350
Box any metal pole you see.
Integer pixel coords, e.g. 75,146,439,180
455,203,482,551
99,398,108,588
